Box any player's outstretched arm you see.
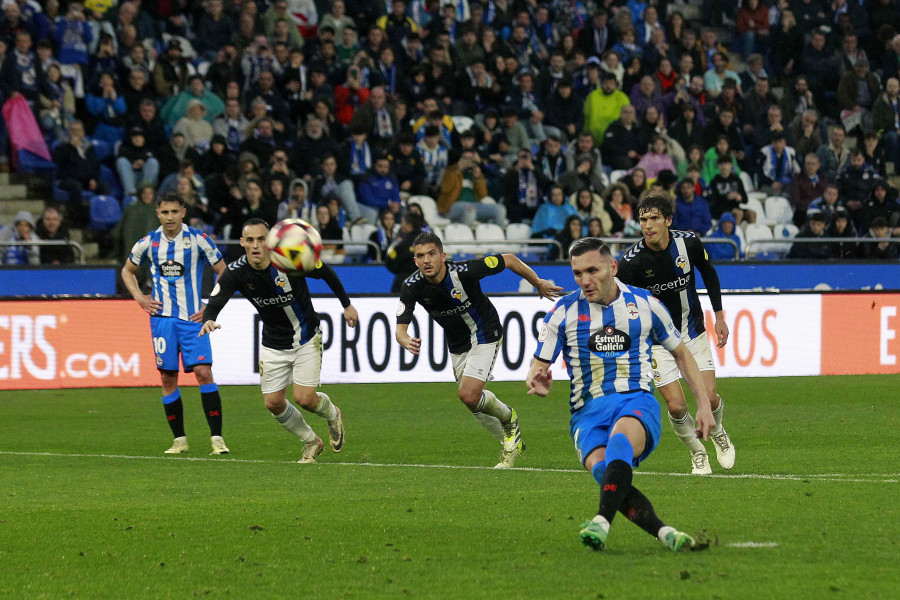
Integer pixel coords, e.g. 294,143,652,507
198,320,221,336
501,253,563,299
671,342,714,439
121,260,161,315
395,323,421,355
526,357,553,396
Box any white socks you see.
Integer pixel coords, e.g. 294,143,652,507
477,390,512,423
314,392,339,422
668,412,705,453
274,403,318,443
473,390,511,440
657,525,676,545
711,396,724,435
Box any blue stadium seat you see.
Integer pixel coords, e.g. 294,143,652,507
88,138,112,162
89,195,122,231
17,149,56,177
99,164,123,199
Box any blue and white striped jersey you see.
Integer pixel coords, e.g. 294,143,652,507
534,279,682,412
129,224,223,321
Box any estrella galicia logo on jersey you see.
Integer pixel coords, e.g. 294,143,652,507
589,326,631,357
484,256,498,268
675,255,687,271
450,287,462,300
626,302,639,319
159,259,185,281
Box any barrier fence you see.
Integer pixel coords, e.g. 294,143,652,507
1,292,897,390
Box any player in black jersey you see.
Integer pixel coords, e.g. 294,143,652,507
200,219,359,464
396,232,562,468
616,192,735,475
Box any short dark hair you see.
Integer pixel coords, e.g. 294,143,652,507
242,217,269,233
156,190,184,207
636,191,675,220
569,237,611,258
413,231,443,252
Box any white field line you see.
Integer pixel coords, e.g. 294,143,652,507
726,542,780,548
0,451,897,483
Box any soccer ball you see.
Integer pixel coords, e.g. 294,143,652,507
266,219,323,273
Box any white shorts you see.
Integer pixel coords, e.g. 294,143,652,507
451,340,501,383
651,333,715,388
259,331,323,394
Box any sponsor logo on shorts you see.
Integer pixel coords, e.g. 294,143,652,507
589,326,631,357
258,360,264,377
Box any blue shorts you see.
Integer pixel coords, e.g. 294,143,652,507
569,390,662,467
150,316,212,373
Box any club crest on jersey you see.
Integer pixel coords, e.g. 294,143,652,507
626,302,639,319
274,274,287,288
589,326,631,357
484,256,498,268
450,287,462,300
159,259,185,281
182,239,192,249
675,255,687,271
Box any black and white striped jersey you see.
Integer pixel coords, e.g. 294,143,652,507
397,255,506,354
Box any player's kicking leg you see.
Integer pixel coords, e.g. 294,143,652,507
578,405,697,552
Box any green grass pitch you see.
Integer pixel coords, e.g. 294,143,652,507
1,375,897,599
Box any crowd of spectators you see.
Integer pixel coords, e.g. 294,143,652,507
1,0,899,265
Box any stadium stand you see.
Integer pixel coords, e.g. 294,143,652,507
1,0,897,268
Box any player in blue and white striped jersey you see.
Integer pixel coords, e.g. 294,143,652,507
527,238,713,552
121,191,228,456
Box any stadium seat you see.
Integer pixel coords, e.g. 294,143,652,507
442,222,475,258
99,164,123,199
609,169,628,183
88,138,112,162
451,115,475,134
474,222,507,254
504,222,533,254
407,195,450,226
772,223,799,257
743,223,775,258
764,196,794,225
740,196,768,224
122,194,137,210
739,170,755,193
347,223,376,261
88,195,122,231
17,149,56,177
